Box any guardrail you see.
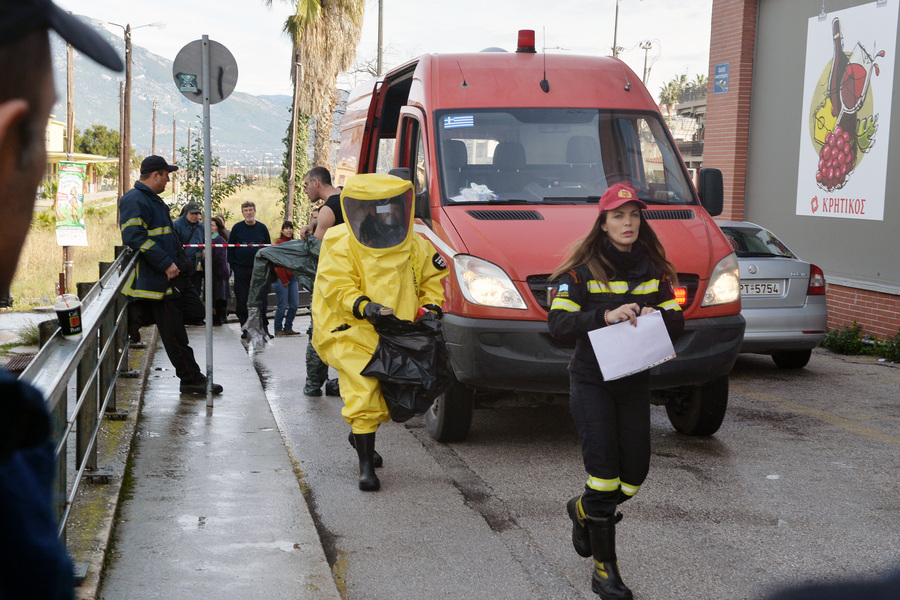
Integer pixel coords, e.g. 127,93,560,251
19,246,137,540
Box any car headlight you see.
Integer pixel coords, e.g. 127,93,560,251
453,254,527,309
702,253,740,307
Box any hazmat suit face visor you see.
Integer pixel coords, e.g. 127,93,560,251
342,189,414,250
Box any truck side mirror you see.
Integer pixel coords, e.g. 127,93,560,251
389,167,431,222
698,168,724,216
414,191,431,222
388,167,411,181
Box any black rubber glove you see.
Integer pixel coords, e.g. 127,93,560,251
418,309,439,323
362,301,392,324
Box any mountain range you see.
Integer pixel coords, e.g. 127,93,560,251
50,22,292,167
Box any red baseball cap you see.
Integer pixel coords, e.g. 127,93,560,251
597,183,646,213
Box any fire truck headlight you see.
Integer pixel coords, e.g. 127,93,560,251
453,254,527,309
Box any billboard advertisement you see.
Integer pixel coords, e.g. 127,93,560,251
796,1,898,220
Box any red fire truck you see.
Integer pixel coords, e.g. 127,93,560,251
335,31,745,441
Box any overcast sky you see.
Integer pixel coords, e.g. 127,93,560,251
57,0,712,100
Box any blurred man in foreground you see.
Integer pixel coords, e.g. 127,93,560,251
0,2,123,597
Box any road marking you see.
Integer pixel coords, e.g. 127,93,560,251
732,385,900,444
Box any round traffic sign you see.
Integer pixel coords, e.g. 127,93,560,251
172,39,238,105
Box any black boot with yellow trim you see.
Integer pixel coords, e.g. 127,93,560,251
585,514,632,599
568,495,624,558
567,495,592,557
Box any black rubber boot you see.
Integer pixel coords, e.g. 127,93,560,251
213,300,228,325
567,495,592,557
348,431,383,468
352,432,380,491
586,515,632,599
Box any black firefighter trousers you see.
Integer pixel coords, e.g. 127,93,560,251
129,282,205,384
569,368,651,518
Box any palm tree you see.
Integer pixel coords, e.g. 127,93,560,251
270,0,365,167
658,80,680,115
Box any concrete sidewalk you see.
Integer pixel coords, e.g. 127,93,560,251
98,323,340,599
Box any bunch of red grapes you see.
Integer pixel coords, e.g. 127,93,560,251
816,125,855,191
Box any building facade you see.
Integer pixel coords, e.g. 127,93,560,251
706,0,900,339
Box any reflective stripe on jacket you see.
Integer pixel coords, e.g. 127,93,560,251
547,262,684,376
119,181,179,300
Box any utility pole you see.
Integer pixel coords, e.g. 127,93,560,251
151,99,157,155
64,41,74,293
377,0,383,75
612,0,620,57
124,24,132,187
172,110,184,198
118,81,125,202
640,40,653,84
285,61,301,223
66,44,74,155
104,21,165,217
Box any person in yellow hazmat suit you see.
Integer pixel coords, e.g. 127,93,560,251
312,173,448,491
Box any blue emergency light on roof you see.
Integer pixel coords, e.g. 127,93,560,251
517,30,536,53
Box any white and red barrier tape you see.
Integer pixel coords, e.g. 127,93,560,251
183,243,271,247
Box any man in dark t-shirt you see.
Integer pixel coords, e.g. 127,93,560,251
228,200,271,335
300,166,344,241
297,167,344,395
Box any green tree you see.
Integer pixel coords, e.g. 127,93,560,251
174,128,243,219
659,80,680,114
280,106,312,225
659,73,708,111
681,74,708,102
73,124,120,182
74,124,119,157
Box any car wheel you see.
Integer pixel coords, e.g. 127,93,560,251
424,379,474,442
771,349,812,369
664,375,729,436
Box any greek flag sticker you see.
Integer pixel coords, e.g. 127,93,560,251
444,115,474,129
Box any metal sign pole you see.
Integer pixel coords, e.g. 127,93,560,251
202,35,214,407
172,36,237,409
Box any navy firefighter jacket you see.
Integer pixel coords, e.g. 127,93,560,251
547,245,684,377
119,181,184,301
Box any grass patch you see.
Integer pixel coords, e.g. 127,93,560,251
17,323,40,346
10,179,298,311
823,321,900,362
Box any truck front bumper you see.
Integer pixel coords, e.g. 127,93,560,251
442,313,745,394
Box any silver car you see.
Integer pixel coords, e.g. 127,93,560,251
717,221,827,369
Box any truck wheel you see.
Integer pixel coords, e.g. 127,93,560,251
664,375,728,436
425,380,474,442
771,349,812,369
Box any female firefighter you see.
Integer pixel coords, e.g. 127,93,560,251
547,182,684,599
311,174,447,491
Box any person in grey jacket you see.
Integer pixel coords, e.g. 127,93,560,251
172,201,205,313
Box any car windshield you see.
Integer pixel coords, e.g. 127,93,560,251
435,108,696,207
720,225,797,259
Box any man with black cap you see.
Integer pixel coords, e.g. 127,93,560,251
0,2,123,597
120,155,223,395
172,200,206,314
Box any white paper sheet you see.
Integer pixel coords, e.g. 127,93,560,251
587,310,676,381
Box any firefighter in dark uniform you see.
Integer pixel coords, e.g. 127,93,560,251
548,183,684,599
120,156,222,395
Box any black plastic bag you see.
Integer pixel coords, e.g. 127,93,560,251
361,315,452,422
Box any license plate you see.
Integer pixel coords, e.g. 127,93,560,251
741,281,782,296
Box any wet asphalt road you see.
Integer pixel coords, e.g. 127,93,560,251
256,314,899,600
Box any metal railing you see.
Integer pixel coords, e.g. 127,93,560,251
19,246,137,538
